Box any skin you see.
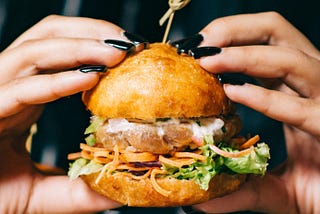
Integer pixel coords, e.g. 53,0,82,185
193,12,320,214
0,15,134,213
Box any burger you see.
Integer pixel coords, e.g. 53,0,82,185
68,43,270,207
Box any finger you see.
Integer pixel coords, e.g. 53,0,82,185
193,174,293,213
200,12,320,59
199,45,320,98
7,15,127,50
28,176,121,213
223,83,320,137
0,38,127,83
0,70,99,118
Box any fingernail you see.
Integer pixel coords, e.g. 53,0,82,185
181,206,206,214
79,65,107,73
189,46,221,59
218,74,246,85
104,39,135,53
170,34,203,54
123,31,149,49
170,34,203,48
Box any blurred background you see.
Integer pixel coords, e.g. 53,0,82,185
1,0,319,213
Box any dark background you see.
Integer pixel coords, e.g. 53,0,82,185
1,0,319,213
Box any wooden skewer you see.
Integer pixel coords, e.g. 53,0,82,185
162,12,175,43
159,0,191,43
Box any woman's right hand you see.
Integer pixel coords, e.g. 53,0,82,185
0,15,139,213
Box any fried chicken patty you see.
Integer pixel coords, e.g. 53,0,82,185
94,116,241,154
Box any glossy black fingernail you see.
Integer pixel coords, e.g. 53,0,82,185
189,46,221,59
123,31,149,49
104,39,135,53
170,34,203,54
170,34,203,48
182,206,206,214
218,73,246,85
79,65,106,73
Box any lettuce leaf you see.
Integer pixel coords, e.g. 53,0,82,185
68,158,103,180
84,116,104,135
161,135,270,190
223,143,270,175
162,135,222,190
162,158,218,190
85,134,96,146
84,116,105,146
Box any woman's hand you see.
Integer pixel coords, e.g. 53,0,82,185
0,15,137,213
193,12,320,213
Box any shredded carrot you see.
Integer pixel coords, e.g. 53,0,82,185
93,150,114,158
150,169,171,197
95,162,113,184
173,151,206,162
191,136,203,146
239,135,260,150
72,142,210,197
118,169,153,180
93,156,112,164
209,144,253,158
121,151,158,163
159,155,196,167
80,143,106,152
113,144,120,166
67,152,82,160
81,150,94,160
106,165,116,177
95,145,120,184
230,136,247,147
116,164,152,171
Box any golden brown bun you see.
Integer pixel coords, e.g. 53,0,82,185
81,172,246,207
83,43,231,120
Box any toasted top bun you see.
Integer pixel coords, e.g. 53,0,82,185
81,171,246,207
83,43,231,120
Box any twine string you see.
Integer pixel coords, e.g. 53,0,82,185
159,0,191,43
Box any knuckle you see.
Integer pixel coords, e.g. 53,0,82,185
202,18,230,46
264,11,286,25
36,15,65,37
264,11,283,20
40,14,63,23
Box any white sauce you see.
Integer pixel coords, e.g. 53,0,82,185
190,118,224,139
106,118,135,133
105,117,225,138
157,126,165,136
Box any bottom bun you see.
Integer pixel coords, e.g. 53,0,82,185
81,172,246,207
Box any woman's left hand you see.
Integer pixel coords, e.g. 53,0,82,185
190,12,320,213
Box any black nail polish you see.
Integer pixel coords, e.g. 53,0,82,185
104,39,135,53
170,37,187,48
178,34,204,54
218,73,246,85
170,34,203,54
189,46,221,59
181,206,206,214
79,65,106,73
170,34,203,48
123,31,149,49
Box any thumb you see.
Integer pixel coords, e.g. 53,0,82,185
193,174,291,213
28,175,122,213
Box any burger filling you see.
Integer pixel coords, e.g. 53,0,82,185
68,116,270,196
92,116,241,154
